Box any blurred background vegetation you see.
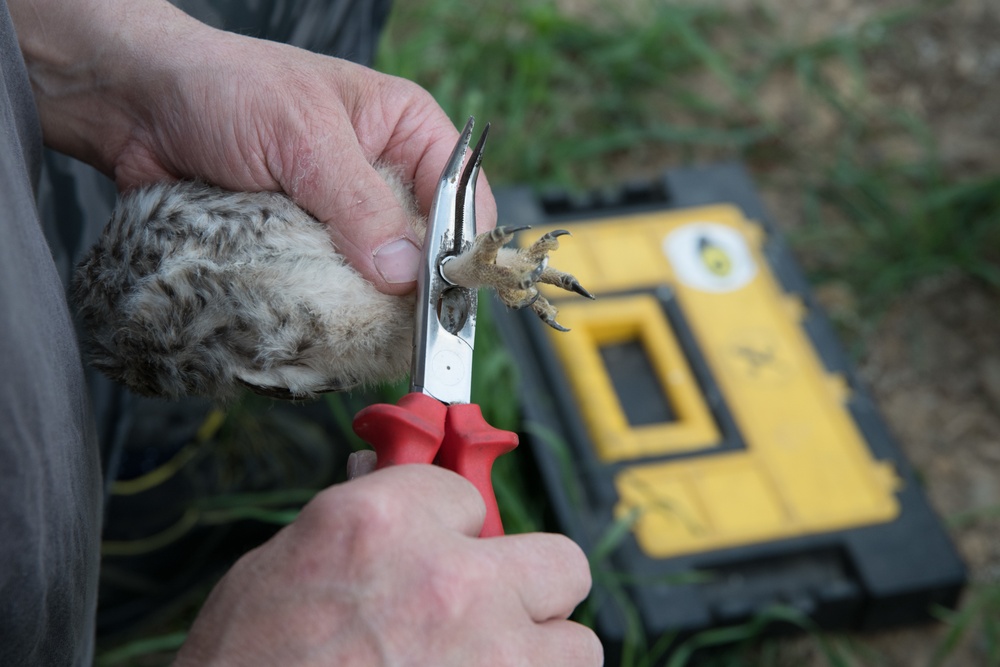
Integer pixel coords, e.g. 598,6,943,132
377,3,1000,662
98,0,1000,664
377,0,999,320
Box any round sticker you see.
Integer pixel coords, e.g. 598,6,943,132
663,223,757,293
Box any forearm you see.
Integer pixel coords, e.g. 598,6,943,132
9,0,209,176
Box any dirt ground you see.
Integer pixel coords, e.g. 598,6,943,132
747,0,1000,664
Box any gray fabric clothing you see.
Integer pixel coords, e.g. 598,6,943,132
177,0,392,64
0,1,102,664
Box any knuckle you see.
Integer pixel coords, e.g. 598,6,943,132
418,555,494,623
221,543,266,587
483,637,524,667
302,482,402,541
551,534,593,592
543,622,604,667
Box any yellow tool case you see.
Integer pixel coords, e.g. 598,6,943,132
492,163,964,653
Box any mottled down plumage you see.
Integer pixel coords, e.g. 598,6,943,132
72,166,591,401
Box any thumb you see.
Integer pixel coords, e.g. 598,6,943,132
298,153,424,296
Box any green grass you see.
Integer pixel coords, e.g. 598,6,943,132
377,0,767,187
99,0,1000,664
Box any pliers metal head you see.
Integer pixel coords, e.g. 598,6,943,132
411,116,490,405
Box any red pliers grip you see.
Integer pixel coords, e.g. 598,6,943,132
353,393,518,537
351,117,519,537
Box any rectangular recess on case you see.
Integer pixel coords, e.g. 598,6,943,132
548,294,720,462
599,340,677,426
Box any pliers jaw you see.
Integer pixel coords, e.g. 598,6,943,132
411,117,490,405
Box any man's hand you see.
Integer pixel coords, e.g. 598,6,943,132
12,0,496,294
174,465,603,666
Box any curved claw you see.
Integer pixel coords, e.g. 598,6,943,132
540,271,594,300
543,319,570,333
541,229,571,241
510,289,540,310
484,225,531,247
570,280,595,300
497,224,531,236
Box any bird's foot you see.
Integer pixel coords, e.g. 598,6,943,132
441,226,594,331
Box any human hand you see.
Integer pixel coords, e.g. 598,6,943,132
173,465,603,666
13,0,496,295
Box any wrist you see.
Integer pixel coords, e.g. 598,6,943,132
9,0,212,175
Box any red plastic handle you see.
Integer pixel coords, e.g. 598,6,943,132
436,404,519,538
352,393,519,538
352,393,447,467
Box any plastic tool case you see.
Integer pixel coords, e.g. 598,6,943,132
491,163,965,653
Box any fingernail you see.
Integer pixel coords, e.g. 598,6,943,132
346,452,362,480
347,450,378,480
373,237,420,284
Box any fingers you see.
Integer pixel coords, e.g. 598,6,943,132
403,122,499,237
492,532,593,622
411,131,498,238
340,464,487,538
292,462,601,665
529,620,605,667
337,464,592,619
358,80,499,234
275,67,498,295
293,113,498,297
303,154,426,295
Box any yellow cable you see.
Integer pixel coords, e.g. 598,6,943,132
100,508,201,557
110,408,227,496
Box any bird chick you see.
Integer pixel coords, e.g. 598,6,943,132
72,166,591,401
